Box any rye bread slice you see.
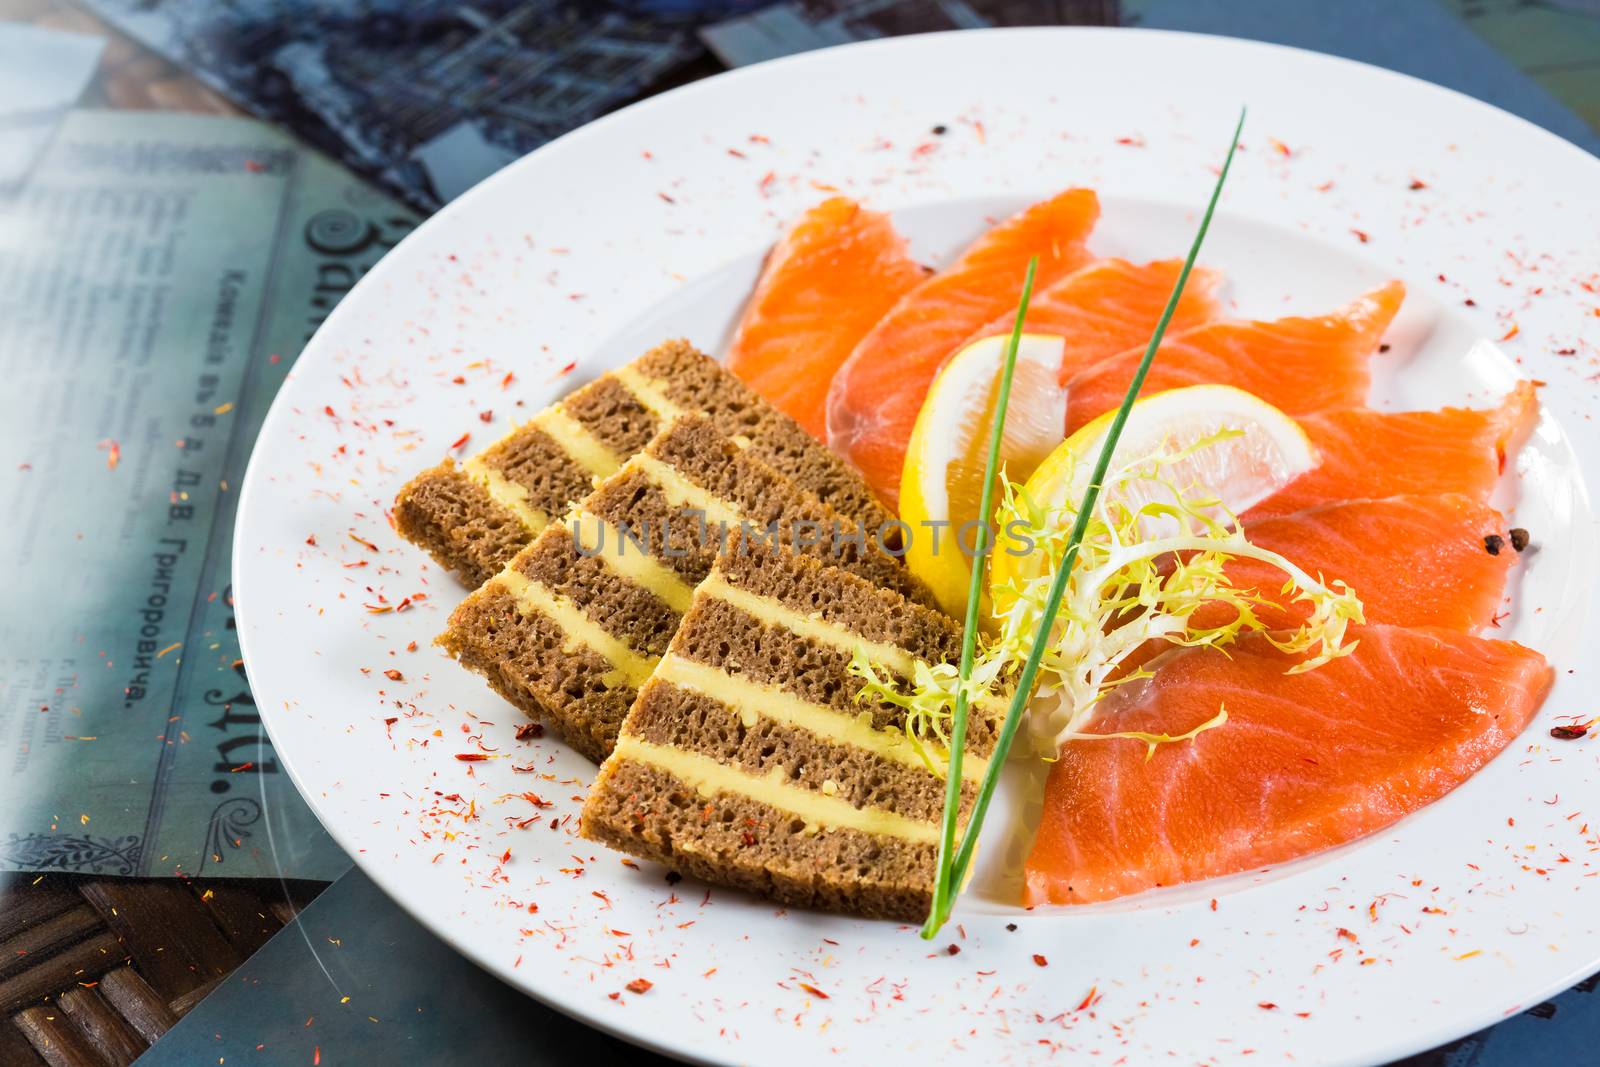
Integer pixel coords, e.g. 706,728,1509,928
581,545,998,922
396,339,897,585
439,416,935,762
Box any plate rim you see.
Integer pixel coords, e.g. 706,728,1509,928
233,25,1600,1067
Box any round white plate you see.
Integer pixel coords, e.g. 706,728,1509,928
235,28,1600,1066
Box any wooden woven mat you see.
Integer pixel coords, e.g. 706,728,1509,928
0,874,325,1066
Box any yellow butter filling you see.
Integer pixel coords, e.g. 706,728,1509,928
462,456,548,532
613,366,689,423
654,654,985,783
613,735,939,844
534,406,622,480
630,454,746,531
568,510,695,613
495,569,655,686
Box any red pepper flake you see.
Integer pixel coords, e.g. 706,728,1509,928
758,170,776,195
383,669,403,681
797,982,829,1000
726,147,746,159
1267,137,1292,157
305,534,317,546
1351,228,1370,244
515,722,544,741
406,640,417,652
625,978,653,995
455,753,489,762
348,532,379,552
1032,954,1048,967
1409,178,1428,190
658,191,676,204
501,371,515,390
945,943,960,956
1209,898,1218,911
314,1046,321,1065
98,439,121,470
1336,927,1358,942
1259,1002,1278,1010
478,409,494,423
448,432,471,451
1074,985,1100,1011
383,716,397,737
500,848,512,864
548,360,577,382
451,375,466,385
1115,135,1145,147
1551,723,1589,740
1500,323,1520,341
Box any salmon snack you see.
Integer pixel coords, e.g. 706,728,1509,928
1024,625,1552,906
1063,280,1406,434
826,187,1100,508
1247,382,1538,519
727,197,928,439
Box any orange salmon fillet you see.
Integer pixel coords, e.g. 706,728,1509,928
727,197,929,439
961,257,1225,385
1024,625,1551,906
1063,281,1406,434
1247,382,1538,519
1215,494,1517,633
826,188,1101,509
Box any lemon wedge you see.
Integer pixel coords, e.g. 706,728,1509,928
990,384,1317,598
900,333,1069,615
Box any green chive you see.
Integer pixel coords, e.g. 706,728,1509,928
921,256,1039,938
927,107,1248,934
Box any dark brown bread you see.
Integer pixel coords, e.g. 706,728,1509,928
643,416,925,604
636,340,897,536
560,373,660,458
477,424,597,518
393,461,529,589
624,680,966,821
580,545,995,922
438,577,627,763
583,759,937,922
440,416,937,760
396,339,898,586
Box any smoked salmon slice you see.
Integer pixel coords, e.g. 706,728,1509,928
1024,624,1552,906
727,197,929,439
1246,382,1538,520
962,258,1225,385
1211,494,1517,633
1063,281,1406,435
826,188,1101,508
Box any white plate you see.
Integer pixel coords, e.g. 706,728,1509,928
235,28,1600,1066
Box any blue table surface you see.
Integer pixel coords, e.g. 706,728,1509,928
141,3,1598,1064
